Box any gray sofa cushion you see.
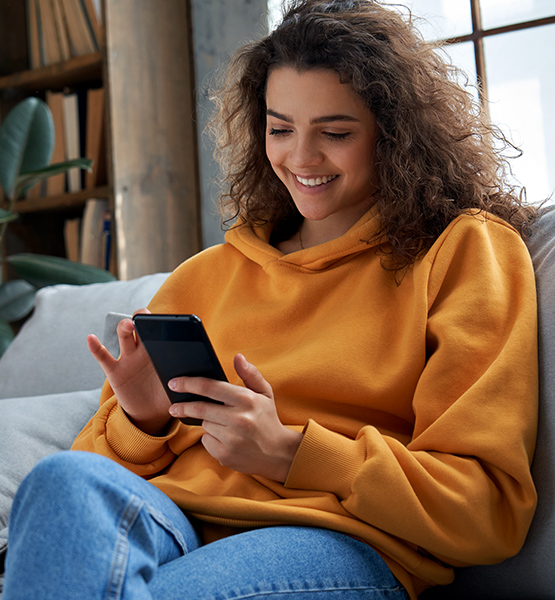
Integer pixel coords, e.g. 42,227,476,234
423,208,555,599
0,271,170,594
0,273,169,399
0,388,101,558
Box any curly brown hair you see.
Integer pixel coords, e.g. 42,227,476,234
210,0,538,270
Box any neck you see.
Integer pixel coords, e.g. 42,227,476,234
298,215,356,249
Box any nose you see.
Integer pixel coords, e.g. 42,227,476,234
290,135,323,169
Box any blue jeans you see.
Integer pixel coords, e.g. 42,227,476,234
3,451,408,599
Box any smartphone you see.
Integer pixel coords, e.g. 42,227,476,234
133,313,227,426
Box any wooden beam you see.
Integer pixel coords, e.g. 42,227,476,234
105,0,201,279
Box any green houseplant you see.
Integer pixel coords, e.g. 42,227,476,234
0,96,116,355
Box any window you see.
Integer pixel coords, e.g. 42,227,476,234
268,0,283,31
267,1,555,204
401,0,555,205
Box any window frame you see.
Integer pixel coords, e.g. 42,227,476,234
443,1,555,105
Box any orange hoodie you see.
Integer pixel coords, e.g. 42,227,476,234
72,207,538,599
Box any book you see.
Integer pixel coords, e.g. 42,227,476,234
80,198,110,268
34,0,46,66
59,0,96,56
51,0,71,62
79,0,102,48
76,89,88,189
85,87,106,189
37,0,62,65
100,210,112,271
64,217,81,262
91,0,102,23
62,92,81,193
26,0,42,69
45,90,66,196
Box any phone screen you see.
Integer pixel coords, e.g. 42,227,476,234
133,313,227,425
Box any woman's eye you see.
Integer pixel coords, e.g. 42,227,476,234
269,128,290,136
324,132,351,141
268,128,351,140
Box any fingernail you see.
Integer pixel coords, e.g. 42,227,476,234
168,380,177,390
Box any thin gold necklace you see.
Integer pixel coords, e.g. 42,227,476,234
298,227,304,250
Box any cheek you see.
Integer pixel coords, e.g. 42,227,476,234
350,139,377,181
265,141,286,177
265,139,279,164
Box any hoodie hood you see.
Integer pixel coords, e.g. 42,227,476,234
225,205,384,273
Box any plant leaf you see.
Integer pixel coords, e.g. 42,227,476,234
6,253,117,288
0,97,54,198
0,279,36,322
14,158,94,198
0,315,15,358
0,208,18,225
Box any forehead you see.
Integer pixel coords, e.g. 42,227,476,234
265,66,370,119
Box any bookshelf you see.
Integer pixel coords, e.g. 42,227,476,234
0,0,201,281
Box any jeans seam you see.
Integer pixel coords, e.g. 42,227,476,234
146,506,190,556
216,584,405,599
105,495,143,600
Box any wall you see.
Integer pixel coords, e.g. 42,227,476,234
190,0,269,249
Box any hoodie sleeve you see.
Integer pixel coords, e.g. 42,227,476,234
71,378,205,477
285,214,538,567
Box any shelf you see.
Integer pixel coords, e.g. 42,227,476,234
0,53,102,93
2,186,112,213
1,0,202,280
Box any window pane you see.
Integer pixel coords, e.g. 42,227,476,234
481,0,555,30
485,25,555,204
268,0,282,31
388,0,472,41
441,41,477,87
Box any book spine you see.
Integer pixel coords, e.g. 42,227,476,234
26,0,42,68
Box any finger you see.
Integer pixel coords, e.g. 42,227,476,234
87,334,118,372
168,376,233,404
169,399,228,423
234,354,273,398
117,318,139,355
132,307,151,317
200,431,229,465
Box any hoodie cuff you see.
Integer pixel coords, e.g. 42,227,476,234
285,419,367,500
105,402,181,464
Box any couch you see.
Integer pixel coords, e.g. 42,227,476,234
1,209,554,598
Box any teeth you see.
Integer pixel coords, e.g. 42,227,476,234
296,174,338,187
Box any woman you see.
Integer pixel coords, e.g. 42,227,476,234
3,1,539,599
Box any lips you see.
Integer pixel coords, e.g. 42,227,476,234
295,174,338,188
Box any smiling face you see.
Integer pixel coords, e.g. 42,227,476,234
265,67,379,242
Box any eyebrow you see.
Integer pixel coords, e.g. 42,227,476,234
266,109,360,124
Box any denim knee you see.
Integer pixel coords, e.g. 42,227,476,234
16,451,111,506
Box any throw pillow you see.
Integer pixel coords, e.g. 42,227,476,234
0,388,101,560
0,273,169,400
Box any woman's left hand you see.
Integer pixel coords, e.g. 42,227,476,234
167,354,303,483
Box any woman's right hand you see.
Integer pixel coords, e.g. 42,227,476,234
86,309,172,436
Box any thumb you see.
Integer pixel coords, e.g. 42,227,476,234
234,354,273,399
